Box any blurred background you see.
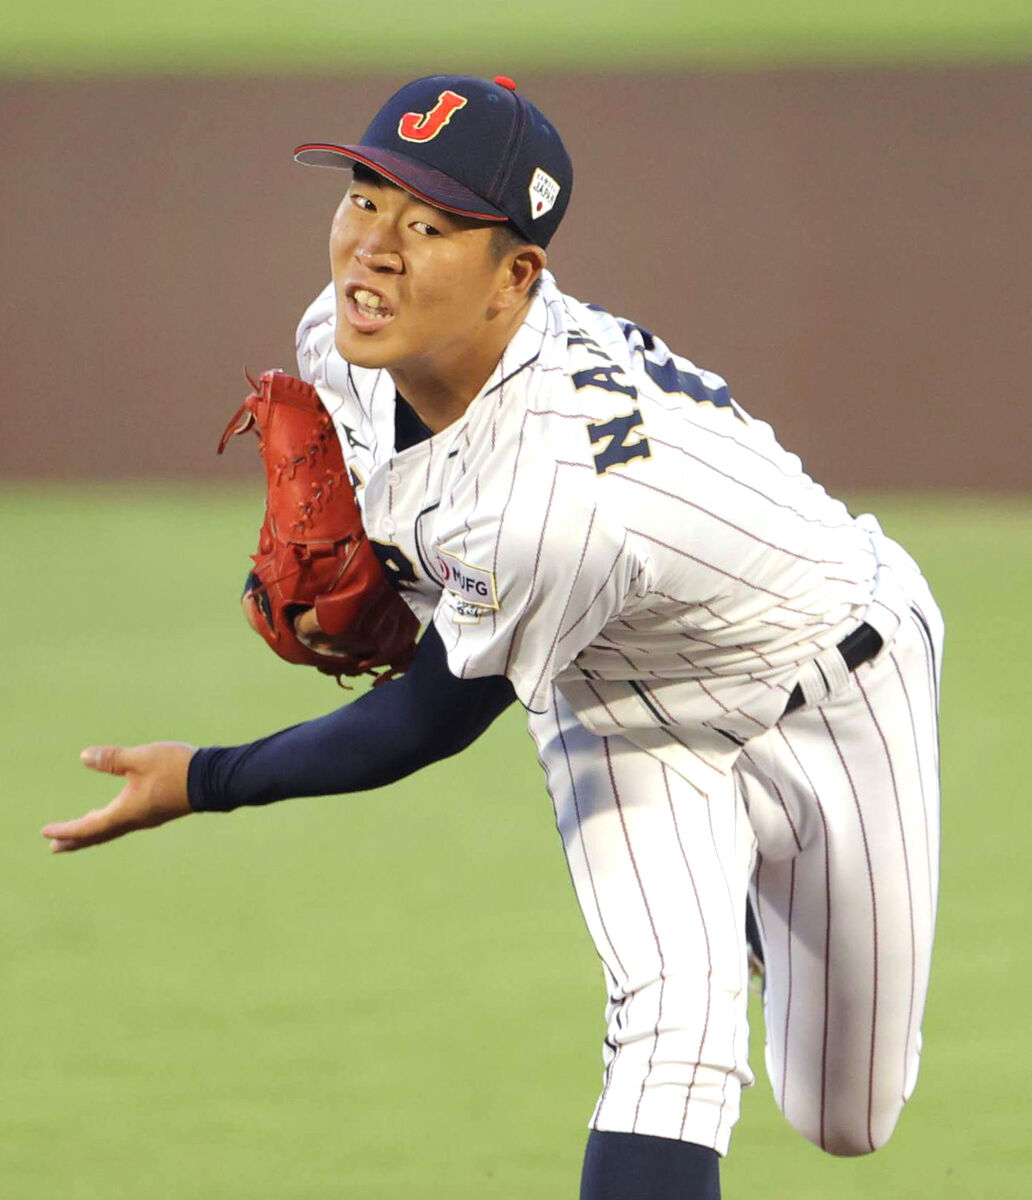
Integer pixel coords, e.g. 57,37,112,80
2,3,1030,1197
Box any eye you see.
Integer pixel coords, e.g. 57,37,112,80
412,220,442,237
350,192,376,212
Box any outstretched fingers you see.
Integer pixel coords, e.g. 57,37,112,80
41,796,133,853
39,747,134,850
42,741,196,855
47,828,132,853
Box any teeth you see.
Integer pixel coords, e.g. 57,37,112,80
354,288,387,312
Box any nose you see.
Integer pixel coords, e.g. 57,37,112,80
356,247,403,273
328,196,404,274
354,239,403,274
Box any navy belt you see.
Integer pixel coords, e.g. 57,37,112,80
783,622,883,716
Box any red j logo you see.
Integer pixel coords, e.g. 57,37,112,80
397,91,468,143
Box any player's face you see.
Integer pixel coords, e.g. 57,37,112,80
329,174,534,381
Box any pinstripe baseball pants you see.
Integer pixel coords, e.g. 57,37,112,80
527,595,942,1158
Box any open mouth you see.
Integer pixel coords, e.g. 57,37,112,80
344,284,395,332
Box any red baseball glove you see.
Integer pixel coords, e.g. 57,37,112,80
218,369,419,683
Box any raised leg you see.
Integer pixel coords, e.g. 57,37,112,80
737,599,942,1155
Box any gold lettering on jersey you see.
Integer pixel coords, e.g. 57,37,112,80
587,409,652,475
572,362,637,400
567,329,609,359
435,547,499,610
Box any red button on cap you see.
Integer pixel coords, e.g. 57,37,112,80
493,75,517,91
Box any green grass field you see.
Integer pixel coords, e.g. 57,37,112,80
2,0,1032,75
1,487,1029,1198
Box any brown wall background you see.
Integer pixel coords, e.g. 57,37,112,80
2,67,1029,490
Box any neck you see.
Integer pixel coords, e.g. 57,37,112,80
388,296,532,434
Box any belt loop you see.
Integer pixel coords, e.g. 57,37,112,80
783,621,883,716
797,644,851,708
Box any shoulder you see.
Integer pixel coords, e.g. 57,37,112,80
450,282,670,514
560,291,739,414
503,284,655,480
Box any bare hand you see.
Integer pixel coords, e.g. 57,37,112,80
245,595,334,650
41,742,196,854
293,606,360,658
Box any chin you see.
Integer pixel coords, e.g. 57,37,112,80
334,324,400,371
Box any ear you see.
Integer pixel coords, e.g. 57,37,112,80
496,245,547,310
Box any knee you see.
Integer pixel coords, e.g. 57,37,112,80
785,1097,906,1158
814,1128,885,1159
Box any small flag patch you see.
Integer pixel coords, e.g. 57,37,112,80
529,167,560,220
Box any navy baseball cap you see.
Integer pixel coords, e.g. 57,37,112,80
294,74,572,248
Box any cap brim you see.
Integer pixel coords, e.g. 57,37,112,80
293,143,509,224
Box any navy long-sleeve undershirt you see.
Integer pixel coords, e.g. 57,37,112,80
187,623,516,812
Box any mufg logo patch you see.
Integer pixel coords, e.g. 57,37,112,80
435,547,499,610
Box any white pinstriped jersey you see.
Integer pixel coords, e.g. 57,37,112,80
296,272,910,756
296,270,942,1156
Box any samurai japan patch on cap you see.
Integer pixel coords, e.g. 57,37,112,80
529,167,561,220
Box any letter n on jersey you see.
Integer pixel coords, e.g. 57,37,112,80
586,409,652,475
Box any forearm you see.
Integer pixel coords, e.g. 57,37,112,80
187,623,516,812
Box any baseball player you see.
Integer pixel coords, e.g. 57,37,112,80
42,75,943,1200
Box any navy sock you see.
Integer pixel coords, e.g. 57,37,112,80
579,1130,721,1200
